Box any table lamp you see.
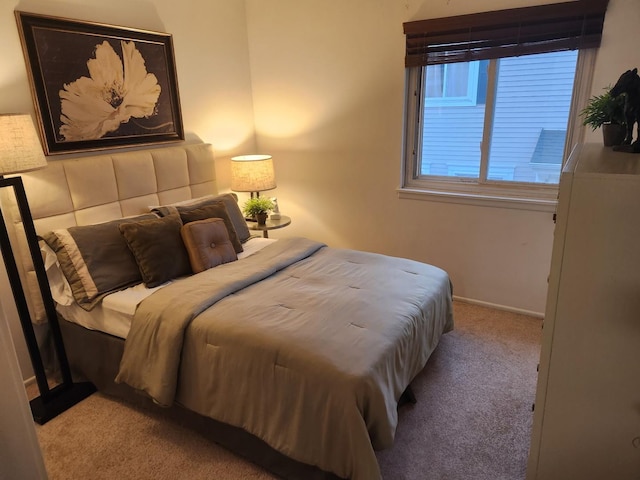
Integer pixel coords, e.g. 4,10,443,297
230,154,276,198
0,113,95,424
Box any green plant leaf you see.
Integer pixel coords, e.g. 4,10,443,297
242,197,275,217
579,85,626,130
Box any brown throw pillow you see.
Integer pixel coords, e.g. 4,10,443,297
180,218,238,273
176,202,243,254
118,214,192,288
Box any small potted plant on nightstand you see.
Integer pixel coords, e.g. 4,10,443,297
580,86,627,146
243,197,274,226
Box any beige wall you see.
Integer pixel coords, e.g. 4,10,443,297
586,0,640,143
0,0,256,378
245,0,640,316
1,0,638,379
3,0,257,154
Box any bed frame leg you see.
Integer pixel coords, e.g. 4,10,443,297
398,385,417,407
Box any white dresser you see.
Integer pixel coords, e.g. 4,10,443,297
527,143,640,479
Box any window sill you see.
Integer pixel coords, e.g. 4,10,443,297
397,186,558,212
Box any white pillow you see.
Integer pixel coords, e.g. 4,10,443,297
40,242,74,306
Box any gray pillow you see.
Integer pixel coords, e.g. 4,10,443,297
119,214,192,288
40,213,157,310
154,193,250,244
213,193,251,243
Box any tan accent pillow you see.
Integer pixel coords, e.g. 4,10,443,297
180,218,238,273
155,202,243,254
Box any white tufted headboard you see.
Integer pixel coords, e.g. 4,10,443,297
2,142,218,324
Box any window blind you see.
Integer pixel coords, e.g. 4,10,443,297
404,0,609,67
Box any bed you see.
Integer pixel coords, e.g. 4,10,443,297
5,142,453,480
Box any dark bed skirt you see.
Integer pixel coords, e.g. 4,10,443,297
58,316,345,480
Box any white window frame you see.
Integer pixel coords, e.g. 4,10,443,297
399,49,596,212
425,61,480,107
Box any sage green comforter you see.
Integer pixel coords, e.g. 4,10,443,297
116,237,453,480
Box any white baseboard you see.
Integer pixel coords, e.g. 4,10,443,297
453,295,544,318
23,376,35,388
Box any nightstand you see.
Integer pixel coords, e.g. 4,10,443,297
247,215,291,238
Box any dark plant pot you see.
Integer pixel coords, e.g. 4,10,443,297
256,212,268,226
602,123,626,147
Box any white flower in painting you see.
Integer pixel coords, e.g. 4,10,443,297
59,40,161,141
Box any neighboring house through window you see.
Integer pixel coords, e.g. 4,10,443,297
401,0,609,209
425,61,484,107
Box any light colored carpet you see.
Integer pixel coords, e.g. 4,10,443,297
31,301,541,480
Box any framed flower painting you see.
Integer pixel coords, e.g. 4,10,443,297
15,12,184,155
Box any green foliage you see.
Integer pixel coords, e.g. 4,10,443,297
580,86,626,130
242,197,274,217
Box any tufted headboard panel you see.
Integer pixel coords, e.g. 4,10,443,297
2,142,218,324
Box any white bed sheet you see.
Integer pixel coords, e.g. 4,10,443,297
55,237,276,339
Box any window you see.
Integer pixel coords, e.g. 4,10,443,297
420,51,578,183
401,0,609,208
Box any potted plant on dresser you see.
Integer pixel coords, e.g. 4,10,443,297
580,86,627,147
242,197,274,226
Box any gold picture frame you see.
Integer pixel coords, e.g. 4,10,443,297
15,11,184,155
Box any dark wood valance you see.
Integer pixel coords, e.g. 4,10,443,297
404,0,609,67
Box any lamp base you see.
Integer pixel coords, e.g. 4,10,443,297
30,381,96,425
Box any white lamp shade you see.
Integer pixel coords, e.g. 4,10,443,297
230,155,276,192
231,155,276,192
0,114,46,175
